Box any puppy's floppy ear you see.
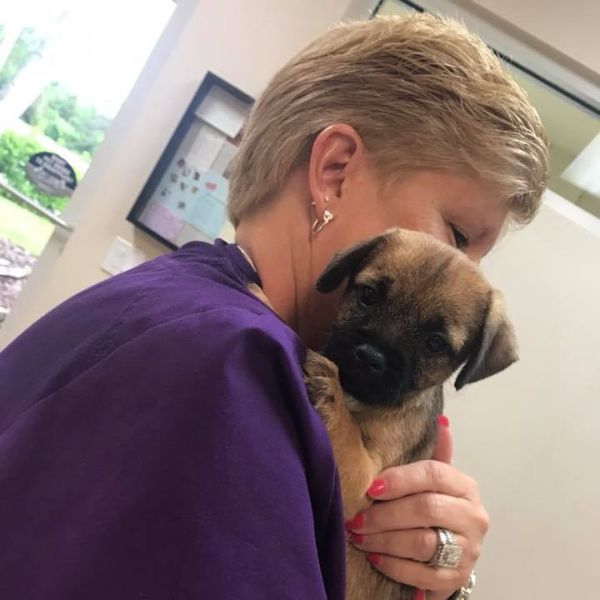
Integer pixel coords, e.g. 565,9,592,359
455,289,518,390
316,232,390,294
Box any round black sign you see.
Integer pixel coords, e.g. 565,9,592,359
26,152,77,197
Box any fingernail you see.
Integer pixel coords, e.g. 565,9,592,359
367,552,381,566
345,513,364,531
367,479,386,497
348,532,364,545
437,414,450,428
414,589,425,600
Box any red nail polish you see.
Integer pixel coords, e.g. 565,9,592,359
345,513,364,531
437,414,450,428
348,532,364,544
367,479,386,497
414,589,425,600
367,552,381,566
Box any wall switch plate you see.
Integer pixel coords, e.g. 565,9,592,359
102,237,147,276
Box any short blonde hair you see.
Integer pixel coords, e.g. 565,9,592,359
228,13,548,227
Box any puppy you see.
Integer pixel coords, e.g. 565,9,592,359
302,228,518,600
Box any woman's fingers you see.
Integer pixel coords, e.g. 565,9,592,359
364,552,472,594
366,460,479,502
348,527,472,564
431,415,452,464
348,423,488,599
347,493,484,535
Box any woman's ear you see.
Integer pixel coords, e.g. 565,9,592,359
308,124,363,218
455,289,519,390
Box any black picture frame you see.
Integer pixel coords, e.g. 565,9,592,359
127,71,254,250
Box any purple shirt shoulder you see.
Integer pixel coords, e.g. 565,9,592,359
0,240,345,600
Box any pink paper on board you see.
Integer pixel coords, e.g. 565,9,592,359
143,202,184,242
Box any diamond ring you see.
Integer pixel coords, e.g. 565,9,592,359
427,527,463,569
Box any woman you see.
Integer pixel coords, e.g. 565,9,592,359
0,13,547,600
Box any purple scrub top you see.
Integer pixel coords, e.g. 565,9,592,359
0,240,345,599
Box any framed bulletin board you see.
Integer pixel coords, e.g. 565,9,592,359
127,72,254,249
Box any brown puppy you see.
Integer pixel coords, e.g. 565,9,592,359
302,228,518,600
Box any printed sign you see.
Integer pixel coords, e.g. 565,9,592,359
26,152,77,197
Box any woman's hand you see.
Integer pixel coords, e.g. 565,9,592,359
345,416,489,600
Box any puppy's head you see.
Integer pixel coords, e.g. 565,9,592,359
317,228,518,407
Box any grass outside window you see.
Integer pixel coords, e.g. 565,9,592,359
0,193,54,256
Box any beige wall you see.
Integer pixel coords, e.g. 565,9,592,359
0,0,351,347
471,0,600,76
447,191,600,599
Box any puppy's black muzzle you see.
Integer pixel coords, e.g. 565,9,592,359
323,327,410,407
353,343,386,374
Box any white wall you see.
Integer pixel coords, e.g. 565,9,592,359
406,0,599,112
472,0,600,76
0,0,351,347
447,191,600,599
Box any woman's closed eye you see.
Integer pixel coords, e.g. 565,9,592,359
450,224,469,249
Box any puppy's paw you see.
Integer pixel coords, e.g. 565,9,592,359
303,350,343,415
304,349,338,381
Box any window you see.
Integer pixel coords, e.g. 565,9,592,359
0,0,174,319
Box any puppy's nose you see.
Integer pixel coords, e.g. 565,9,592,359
353,344,386,374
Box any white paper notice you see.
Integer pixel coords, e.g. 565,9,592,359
194,86,249,138
186,123,226,172
211,141,238,176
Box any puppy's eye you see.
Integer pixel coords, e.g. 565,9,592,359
425,333,449,354
358,285,378,306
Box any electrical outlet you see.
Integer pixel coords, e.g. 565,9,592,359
102,237,147,276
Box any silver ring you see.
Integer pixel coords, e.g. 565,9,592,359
427,527,463,569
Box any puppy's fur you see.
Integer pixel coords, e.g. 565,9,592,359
249,228,518,600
